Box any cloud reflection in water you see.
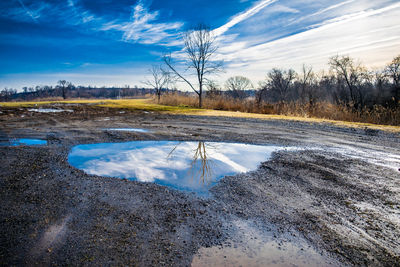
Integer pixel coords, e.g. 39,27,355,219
68,141,285,195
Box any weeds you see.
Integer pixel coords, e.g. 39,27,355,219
158,93,400,126
2,96,399,130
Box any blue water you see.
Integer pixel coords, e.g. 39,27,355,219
0,138,47,146
68,141,288,196
104,128,149,133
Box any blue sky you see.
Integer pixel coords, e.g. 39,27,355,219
1,0,400,90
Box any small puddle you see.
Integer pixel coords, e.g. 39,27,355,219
104,128,149,133
28,108,73,113
68,141,293,196
0,138,47,146
192,219,337,267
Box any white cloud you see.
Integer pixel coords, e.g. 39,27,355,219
307,2,400,30
3,0,184,46
309,0,355,17
212,0,277,37
212,1,400,84
16,0,39,22
2,0,101,26
101,0,184,46
268,4,300,14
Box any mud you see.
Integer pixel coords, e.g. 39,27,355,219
1,104,399,266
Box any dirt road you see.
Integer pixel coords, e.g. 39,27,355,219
1,104,399,266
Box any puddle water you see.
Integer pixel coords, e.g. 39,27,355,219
68,141,292,195
0,138,47,146
104,128,149,133
28,108,73,113
192,219,337,267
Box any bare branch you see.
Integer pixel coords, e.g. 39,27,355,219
163,54,199,95
142,65,171,103
163,24,223,107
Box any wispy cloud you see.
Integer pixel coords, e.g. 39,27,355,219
309,0,355,18
102,0,184,46
2,0,184,46
307,2,400,30
67,0,97,25
16,0,39,22
212,0,277,36
2,0,98,26
217,1,400,82
287,0,356,26
268,4,300,14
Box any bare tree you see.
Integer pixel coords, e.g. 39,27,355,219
0,88,17,101
329,55,369,109
164,24,223,107
298,65,320,107
57,80,68,99
385,55,400,105
225,76,253,99
142,65,171,103
255,81,266,107
298,65,313,102
205,80,221,98
266,68,297,102
371,70,389,105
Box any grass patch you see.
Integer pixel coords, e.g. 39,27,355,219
0,99,104,108
0,99,201,113
1,98,400,133
184,109,400,133
96,99,201,113
157,94,400,132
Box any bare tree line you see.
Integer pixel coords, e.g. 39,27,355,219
0,82,156,101
253,55,400,110
201,55,400,111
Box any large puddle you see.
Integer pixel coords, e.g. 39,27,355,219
0,138,47,146
68,141,291,195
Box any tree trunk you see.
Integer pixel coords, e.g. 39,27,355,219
199,93,202,108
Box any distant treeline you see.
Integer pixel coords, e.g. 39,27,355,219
157,54,400,125
200,55,400,111
2,54,399,115
0,82,176,101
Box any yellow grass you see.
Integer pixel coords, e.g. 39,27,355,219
0,99,103,107
0,98,202,113
182,109,400,133
96,99,201,113
1,98,400,133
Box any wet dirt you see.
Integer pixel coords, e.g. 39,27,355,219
1,104,399,266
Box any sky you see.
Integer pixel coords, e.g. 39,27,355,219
1,0,400,91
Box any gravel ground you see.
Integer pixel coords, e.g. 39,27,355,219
1,104,399,266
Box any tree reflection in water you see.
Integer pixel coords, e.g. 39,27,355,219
68,140,287,195
168,141,214,186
